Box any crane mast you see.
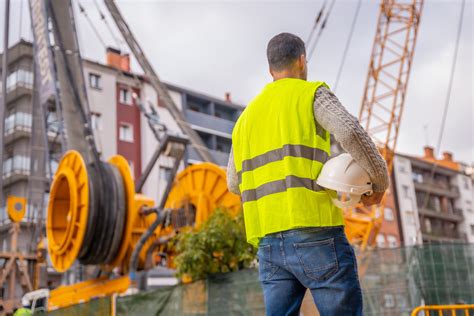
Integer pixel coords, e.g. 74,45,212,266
344,0,424,250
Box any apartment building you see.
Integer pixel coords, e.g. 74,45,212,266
392,146,473,245
0,40,243,246
84,47,242,200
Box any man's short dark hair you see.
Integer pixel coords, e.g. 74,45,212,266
267,33,306,71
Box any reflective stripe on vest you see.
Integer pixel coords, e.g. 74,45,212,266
232,78,344,247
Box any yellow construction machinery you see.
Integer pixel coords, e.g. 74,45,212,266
343,0,424,252
42,151,240,310
15,0,425,313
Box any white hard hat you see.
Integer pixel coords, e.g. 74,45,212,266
21,297,30,307
317,153,373,208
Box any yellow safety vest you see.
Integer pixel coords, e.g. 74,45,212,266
14,308,32,316
232,78,343,247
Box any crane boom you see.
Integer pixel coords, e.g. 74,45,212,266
345,0,424,250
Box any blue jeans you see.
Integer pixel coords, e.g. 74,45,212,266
257,226,363,316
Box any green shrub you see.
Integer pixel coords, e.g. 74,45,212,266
173,208,257,282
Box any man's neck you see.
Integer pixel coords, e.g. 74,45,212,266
272,71,305,82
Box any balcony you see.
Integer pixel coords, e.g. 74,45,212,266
3,112,32,144
185,110,234,136
414,181,460,198
3,69,34,103
422,232,466,243
3,112,62,145
2,156,30,186
187,146,230,167
418,207,464,222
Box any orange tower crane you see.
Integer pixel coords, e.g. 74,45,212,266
344,0,424,250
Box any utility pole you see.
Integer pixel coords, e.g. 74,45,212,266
0,0,10,206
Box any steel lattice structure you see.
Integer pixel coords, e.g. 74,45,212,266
345,0,424,251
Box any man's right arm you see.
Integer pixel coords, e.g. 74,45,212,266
314,87,390,194
226,147,240,195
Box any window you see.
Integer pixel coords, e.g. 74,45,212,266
187,95,210,114
383,294,395,308
386,235,398,248
197,131,213,148
463,177,470,190
405,211,415,225
424,218,432,233
6,68,33,92
376,234,386,248
4,112,32,135
429,195,441,212
466,200,472,213
90,113,102,131
47,160,59,176
216,136,231,153
89,73,101,89
2,155,30,177
402,185,410,198
412,170,423,183
471,225,474,235
384,207,394,221
119,123,133,142
119,88,132,105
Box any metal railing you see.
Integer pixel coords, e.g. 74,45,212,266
187,146,230,167
411,304,474,316
2,155,31,177
185,109,234,135
4,112,32,136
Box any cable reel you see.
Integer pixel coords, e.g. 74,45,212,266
46,151,134,272
164,163,241,228
47,152,241,273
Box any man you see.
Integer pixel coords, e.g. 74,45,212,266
227,33,389,315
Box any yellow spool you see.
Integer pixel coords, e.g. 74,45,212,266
47,151,89,272
165,163,241,227
105,155,137,270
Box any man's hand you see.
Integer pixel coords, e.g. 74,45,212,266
360,191,385,207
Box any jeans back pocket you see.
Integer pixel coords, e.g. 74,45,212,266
293,238,338,281
257,244,279,281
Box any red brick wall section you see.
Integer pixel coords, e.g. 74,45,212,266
116,84,142,181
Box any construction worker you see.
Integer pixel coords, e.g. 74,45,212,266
227,33,389,315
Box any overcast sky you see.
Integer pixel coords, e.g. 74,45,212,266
1,0,472,164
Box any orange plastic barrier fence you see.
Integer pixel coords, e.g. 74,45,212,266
411,304,474,316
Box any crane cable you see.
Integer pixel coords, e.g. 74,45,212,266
420,0,466,214
307,0,336,62
306,0,328,46
92,0,124,51
333,0,362,93
77,0,107,48
19,0,24,40
78,0,218,158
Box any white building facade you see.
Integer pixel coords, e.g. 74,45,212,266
83,48,243,203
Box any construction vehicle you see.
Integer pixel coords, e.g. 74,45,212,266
12,0,241,311
6,0,424,312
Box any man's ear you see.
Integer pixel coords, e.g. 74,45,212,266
299,54,306,69
269,67,274,77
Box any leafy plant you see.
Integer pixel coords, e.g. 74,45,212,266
172,208,257,282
